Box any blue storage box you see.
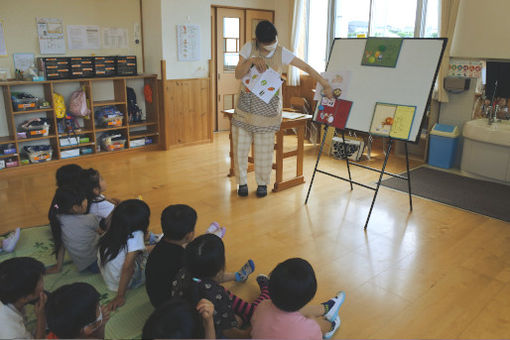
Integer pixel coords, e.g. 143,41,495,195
428,123,459,169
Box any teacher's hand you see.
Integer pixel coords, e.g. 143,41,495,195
323,84,334,99
251,57,267,73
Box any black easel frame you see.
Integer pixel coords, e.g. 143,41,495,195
305,126,413,229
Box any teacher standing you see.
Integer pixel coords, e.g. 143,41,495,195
233,20,333,197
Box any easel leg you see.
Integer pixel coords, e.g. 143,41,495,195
405,142,413,211
341,130,353,190
364,138,393,230
305,126,329,204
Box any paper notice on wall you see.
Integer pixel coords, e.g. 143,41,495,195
67,25,100,50
177,24,200,61
0,21,7,56
102,27,128,49
13,53,35,72
37,17,66,54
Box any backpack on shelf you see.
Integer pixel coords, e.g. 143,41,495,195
126,87,144,123
69,88,90,118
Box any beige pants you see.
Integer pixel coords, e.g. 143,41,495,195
232,125,275,186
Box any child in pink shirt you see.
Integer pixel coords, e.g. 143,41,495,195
251,258,345,339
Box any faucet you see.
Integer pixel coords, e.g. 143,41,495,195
488,105,500,125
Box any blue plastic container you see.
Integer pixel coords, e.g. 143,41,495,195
428,124,459,169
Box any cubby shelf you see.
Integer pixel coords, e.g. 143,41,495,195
12,108,54,115
0,74,160,172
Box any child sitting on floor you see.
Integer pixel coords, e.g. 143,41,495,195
46,282,109,339
47,186,102,274
98,199,153,311
0,257,47,339
142,298,216,339
171,234,267,338
80,168,119,219
251,258,345,339
145,204,254,308
55,164,82,188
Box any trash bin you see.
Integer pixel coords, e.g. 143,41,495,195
428,123,459,169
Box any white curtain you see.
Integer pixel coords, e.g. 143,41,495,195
435,0,460,103
288,0,305,86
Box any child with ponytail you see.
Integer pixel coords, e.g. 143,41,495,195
170,234,269,338
97,199,153,311
47,186,102,274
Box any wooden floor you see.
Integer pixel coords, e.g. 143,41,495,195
1,132,510,339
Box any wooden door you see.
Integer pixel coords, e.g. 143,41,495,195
216,8,245,131
245,10,274,42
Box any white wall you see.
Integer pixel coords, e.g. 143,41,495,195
451,0,510,59
160,0,292,80
142,0,164,77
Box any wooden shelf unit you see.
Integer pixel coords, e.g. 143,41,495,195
0,74,160,171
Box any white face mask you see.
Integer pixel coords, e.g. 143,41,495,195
263,37,278,51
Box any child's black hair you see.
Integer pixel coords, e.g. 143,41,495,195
48,186,87,257
269,258,317,312
46,283,100,339
98,199,150,266
142,298,203,339
80,168,104,213
0,257,45,304
56,164,83,188
255,20,278,44
184,233,225,279
161,204,197,241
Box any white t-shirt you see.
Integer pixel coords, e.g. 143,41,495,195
0,303,32,339
99,230,146,291
89,195,115,219
239,42,296,66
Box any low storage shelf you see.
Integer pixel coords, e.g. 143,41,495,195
0,74,160,172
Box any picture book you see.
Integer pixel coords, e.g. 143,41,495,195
362,38,403,68
390,105,416,139
241,66,283,104
313,70,352,101
370,102,416,140
315,97,353,129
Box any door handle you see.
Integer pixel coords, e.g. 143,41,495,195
217,73,221,80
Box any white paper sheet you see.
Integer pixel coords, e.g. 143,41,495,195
177,24,200,61
241,66,283,104
0,21,7,56
37,17,66,54
102,27,128,49
67,25,100,50
13,53,34,72
313,70,352,101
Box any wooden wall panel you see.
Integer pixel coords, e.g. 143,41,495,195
164,78,212,147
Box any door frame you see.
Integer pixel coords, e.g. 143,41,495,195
210,5,275,132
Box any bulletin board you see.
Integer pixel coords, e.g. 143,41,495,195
319,38,446,143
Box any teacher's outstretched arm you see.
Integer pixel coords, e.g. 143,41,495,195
290,57,334,99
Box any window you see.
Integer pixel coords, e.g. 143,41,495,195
334,0,440,38
223,18,240,71
306,0,329,71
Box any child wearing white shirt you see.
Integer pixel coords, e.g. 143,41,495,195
81,168,118,220
98,199,154,311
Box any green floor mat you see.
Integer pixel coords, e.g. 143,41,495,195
1,225,154,339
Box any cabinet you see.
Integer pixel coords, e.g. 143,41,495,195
0,74,160,172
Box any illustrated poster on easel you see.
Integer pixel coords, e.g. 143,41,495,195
362,38,403,68
313,71,352,101
369,102,416,139
314,97,353,129
241,66,283,104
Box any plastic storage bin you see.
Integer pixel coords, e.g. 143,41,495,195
23,145,53,163
428,123,459,169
